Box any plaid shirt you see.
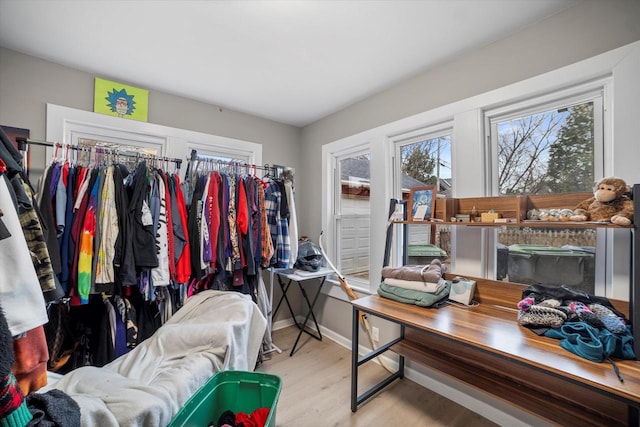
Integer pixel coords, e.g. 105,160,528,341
264,180,290,268
258,179,274,267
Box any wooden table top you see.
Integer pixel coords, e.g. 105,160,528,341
352,294,640,404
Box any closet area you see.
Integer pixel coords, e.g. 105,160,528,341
0,129,297,391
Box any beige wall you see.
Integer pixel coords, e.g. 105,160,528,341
300,0,640,344
0,46,301,182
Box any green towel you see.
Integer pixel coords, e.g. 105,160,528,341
377,280,450,307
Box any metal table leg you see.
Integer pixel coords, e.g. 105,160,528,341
273,276,298,327
290,277,325,356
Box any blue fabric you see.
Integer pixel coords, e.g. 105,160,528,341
114,305,128,358
544,322,635,362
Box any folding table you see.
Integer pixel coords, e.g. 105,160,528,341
272,268,333,356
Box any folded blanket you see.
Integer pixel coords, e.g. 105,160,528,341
383,277,445,294
381,259,444,282
377,281,450,307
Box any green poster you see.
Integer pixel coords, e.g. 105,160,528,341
94,77,148,122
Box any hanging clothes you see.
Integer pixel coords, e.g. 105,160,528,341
129,161,159,270
0,170,48,336
264,178,290,269
96,166,118,288
284,180,298,268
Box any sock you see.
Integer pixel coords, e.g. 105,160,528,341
588,303,627,334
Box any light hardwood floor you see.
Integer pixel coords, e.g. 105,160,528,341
256,326,498,427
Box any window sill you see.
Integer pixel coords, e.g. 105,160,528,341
321,276,375,302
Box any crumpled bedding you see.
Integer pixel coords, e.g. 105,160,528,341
43,290,267,427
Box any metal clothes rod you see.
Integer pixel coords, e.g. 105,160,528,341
16,137,182,169
187,149,287,175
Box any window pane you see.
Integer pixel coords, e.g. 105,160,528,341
497,101,594,195
401,136,452,197
497,227,596,294
77,138,159,171
399,135,451,268
338,154,370,280
495,100,597,292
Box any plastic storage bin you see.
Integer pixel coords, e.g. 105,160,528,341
507,244,595,291
407,244,447,265
169,371,282,427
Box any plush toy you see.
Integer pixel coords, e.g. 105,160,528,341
570,177,634,225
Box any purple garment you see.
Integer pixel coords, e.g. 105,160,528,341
114,307,129,358
49,162,61,199
202,200,212,264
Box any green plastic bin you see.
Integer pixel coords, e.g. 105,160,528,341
507,244,594,289
169,371,282,427
407,244,447,265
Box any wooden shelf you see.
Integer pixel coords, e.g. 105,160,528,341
397,219,631,228
399,192,632,228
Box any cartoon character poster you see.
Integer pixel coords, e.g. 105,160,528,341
94,77,148,122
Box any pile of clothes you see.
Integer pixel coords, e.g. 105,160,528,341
378,259,450,307
1,302,80,427
209,408,271,427
517,284,634,381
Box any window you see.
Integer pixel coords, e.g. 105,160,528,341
487,89,605,293
493,99,600,195
333,149,371,283
393,125,453,268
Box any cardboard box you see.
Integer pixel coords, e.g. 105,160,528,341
481,212,500,222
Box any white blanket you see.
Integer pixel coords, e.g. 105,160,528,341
46,290,267,427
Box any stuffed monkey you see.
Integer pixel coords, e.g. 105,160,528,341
570,177,634,225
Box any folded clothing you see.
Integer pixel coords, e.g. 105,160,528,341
381,259,444,282
377,281,450,307
383,277,445,294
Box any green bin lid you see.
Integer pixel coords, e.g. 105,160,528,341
508,244,592,257
407,244,447,257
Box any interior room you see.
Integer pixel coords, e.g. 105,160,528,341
2,1,640,426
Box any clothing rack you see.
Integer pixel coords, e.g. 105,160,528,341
16,137,183,170
187,149,287,178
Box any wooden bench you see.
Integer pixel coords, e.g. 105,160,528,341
350,276,640,426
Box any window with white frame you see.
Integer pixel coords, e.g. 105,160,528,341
486,86,606,294
328,146,372,285
392,124,453,267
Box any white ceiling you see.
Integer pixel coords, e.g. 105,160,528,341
0,0,577,127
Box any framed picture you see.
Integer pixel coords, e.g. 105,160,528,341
408,185,436,221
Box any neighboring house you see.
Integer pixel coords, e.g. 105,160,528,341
339,158,449,275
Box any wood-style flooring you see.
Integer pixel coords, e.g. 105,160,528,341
256,326,498,427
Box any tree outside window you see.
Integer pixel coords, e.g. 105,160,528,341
495,100,598,293
498,101,594,195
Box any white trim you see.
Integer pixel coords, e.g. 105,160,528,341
485,84,607,196
46,103,262,180
325,142,373,290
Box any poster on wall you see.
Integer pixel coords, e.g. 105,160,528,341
94,77,149,122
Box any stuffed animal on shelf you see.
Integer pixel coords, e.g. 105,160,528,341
570,177,634,225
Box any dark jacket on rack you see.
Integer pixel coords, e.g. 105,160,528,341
128,161,159,270
113,164,136,288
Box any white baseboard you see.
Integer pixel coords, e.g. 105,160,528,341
276,315,550,427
